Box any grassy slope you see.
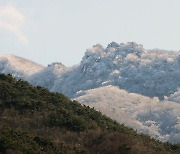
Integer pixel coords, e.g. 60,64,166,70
0,74,179,154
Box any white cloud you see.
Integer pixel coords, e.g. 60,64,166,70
0,6,27,44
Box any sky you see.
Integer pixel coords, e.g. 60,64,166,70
0,0,180,66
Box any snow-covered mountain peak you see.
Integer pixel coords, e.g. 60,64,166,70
0,54,28,61
121,42,143,49
92,44,104,50
106,41,144,52
82,42,144,63
51,42,180,99
85,44,105,57
48,62,66,69
0,54,44,78
113,42,144,57
28,61,67,90
107,41,120,48
46,62,66,74
80,42,144,73
0,54,16,58
0,45,179,144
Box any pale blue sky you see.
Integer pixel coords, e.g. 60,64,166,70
0,0,180,66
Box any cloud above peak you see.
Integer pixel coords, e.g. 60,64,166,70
0,6,27,44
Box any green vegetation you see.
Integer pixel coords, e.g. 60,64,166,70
0,73,179,153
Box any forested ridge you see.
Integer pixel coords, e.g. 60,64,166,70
0,73,179,153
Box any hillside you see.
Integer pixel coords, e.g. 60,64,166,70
28,42,180,100
167,90,180,103
1,43,179,101
75,86,180,143
0,42,179,144
28,62,67,89
0,54,44,79
0,74,179,153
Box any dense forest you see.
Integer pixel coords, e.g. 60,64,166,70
0,73,179,153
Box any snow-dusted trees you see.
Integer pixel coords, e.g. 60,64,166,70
47,42,180,99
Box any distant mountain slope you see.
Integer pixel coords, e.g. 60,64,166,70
0,42,179,144
167,89,180,103
28,62,67,89
1,74,178,153
0,42,179,99
51,42,180,99
0,54,44,79
75,85,180,143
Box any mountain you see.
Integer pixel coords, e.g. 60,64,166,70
1,43,179,99
28,62,67,89
167,89,180,103
0,42,179,144
50,42,180,99
1,74,179,153
75,85,180,143
0,54,44,79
